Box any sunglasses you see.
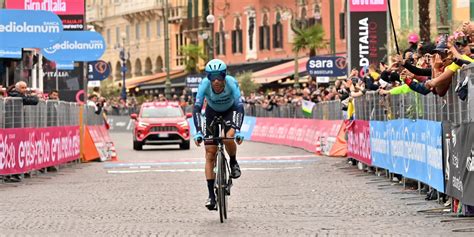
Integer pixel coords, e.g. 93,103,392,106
208,72,226,81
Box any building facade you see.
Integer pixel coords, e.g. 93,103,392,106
211,0,346,65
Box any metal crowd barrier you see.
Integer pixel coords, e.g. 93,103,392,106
0,97,81,129
244,101,343,120
86,105,106,126
353,64,474,124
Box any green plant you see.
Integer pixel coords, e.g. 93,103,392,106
180,44,207,73
291,23,326,88
236,71,260,96
292,23,326,57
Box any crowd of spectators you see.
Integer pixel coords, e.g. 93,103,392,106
241,21,474,117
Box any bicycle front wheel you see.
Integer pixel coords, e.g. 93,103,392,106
216,151,226,223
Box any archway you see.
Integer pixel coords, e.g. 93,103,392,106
134,58,142,77
115,61,121,79
155,56,163,73
145,57,153,75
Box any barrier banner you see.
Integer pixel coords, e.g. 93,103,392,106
107,115,134,132
370,121,391,170
86,125,111,162
445,122,474,205
251,118,343,154
370,119,444,191
0,126,80,175
240,116,256,140
347,120,371,165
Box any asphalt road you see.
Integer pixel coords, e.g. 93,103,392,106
0,132,472,236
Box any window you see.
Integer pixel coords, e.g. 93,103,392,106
273,13,283,49
401,0,414,29
259,13,270,50
146,22,151,39
436,0,452,25
106,29,111,45
157,20,162,37
126,25,130,42
115,27,120,45
471,0,474,20
135,23,140,40
216,20,226,55
309,3,322,26
232,18,243,54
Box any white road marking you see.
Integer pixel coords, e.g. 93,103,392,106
107,167,303,174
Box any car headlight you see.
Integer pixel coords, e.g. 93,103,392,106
138,122,149,127
177,121,188,128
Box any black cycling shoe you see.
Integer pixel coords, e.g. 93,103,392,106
230,163,241,179
205,198,217,211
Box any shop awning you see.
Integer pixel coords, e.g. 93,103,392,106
252,57,309,84
137,71,188,90
123,70,184,89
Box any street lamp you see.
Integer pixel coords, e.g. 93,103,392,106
164,0,172,99
119,33,129,101
206,1,215,60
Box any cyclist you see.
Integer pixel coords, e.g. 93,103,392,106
192,59,245,210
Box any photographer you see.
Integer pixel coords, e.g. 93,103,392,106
7,81,39,105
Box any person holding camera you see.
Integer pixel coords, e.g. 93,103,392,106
7,81,39,105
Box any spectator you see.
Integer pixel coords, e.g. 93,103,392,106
8,81,39,105
92,86,101,98
48,89,59,100
87,94,102,115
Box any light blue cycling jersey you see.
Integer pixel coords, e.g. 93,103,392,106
194,75,242,112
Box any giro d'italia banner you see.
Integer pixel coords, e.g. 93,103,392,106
348,0,387,73
6,0,85,31
0,126,80,175
445,122,474,205
370,119,444,192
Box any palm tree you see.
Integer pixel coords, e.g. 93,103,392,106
418,0,430,42
180,44,207,74
291,22,326,88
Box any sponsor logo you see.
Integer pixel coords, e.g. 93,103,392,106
25,0,67,12
0,21,60,33
44,40,104,54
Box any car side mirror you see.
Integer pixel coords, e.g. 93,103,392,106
186,113,192,119
130,113,138,120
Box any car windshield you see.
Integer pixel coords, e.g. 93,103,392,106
140,107,183,118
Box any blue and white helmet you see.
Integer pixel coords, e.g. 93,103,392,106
205,59,227,75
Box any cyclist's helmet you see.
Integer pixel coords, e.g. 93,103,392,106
205,59,227,81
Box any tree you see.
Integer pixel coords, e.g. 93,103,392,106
292,23,326,58
418,0,431,42
291,22,326,88
236,71,260,96
180,44,207,73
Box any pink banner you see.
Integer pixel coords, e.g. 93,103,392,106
0,126,80,175
347,120,372,165
350,0,387,12
251,118,342,153
6,0,85,15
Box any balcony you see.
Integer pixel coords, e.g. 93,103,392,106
115,0,163,16
168,6,187,23
86,6,103,23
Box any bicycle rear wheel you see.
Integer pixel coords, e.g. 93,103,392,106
216,151,226,223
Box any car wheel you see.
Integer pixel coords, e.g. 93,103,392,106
133,141,143,150
180,140,190,150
